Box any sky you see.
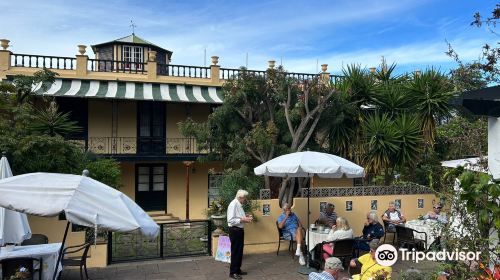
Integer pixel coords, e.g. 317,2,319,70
0,0,498,75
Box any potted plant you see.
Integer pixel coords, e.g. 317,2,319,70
208,199,226,236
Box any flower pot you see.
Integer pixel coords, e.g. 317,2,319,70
0,39,10,50
211,214,226,236
77,45,87,55
268,60,276,69
211,56,219,65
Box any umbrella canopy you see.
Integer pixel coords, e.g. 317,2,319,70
254,151,365,178
0,155,32,245
0,172,159,238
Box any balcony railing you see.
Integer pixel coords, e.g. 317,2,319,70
83,137,207,155
87,59,146,74
7,52,345,85
11,53,76,70
157,63,211,78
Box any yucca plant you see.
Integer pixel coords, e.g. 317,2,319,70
393,114,424,168
28,101,81,137
408,68,455,145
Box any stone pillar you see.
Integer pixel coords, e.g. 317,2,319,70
210,56,220,85
147,50,158,80
0,39,11,71
369,67,376,74
320,64,330,85
183,161,195,220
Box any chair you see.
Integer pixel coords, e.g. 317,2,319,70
62,243,91,280
21,234,49,246
0,257,43,280
382,222,396,244
395,225,427,251
276,221,295,259
321,239,355,268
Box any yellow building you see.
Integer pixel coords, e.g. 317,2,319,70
0,36,437,266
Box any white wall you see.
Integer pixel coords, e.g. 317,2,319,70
488,117,500,180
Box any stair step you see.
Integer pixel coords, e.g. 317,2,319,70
148,211,174,217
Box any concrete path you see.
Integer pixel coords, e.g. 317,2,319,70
60,252,438,280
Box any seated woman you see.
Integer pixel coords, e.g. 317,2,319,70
424,203,447,223
277,203,305,265
322,216,353,260
382,201,406,232
350,239,392,280
356,211,384,252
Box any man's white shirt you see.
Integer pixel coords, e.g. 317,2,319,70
227,198,245,228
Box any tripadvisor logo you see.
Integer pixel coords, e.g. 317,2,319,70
375,244,481,266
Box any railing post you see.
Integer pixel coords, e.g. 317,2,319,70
160,224,164,259
0,39,11,71
210,55,220,85
320,64,330,85
148,50,157,80
76,45,88,77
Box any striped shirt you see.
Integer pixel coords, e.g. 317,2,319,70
319,211,337,227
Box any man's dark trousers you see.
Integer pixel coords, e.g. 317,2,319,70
229,226,244,275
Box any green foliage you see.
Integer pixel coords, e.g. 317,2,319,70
7,68,57,104
27,101,81,137
363,113,399,174
435,116,487,159
82,158,122,189
216,166,262,215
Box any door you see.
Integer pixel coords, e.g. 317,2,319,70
137,102,166,155
135,164,167,211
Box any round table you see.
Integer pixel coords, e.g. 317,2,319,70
405,220,441,250
305,229,330,252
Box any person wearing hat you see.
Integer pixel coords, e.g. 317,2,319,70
424,203,447,223
349,239,392,280
308,257,344,280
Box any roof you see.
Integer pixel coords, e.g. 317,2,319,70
91,34,173,56
455,85,500,117
441,157,487,173
32,79,223,103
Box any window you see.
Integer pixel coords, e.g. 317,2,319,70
122,45,143,70
208,174,224,206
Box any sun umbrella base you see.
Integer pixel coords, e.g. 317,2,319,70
297,265,317,275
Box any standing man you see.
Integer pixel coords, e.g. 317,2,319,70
227,190,253,279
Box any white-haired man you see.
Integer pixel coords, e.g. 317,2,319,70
308,257,344,280
227,189,253,279
277,203,305,265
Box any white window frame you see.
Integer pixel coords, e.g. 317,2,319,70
122,45,143,70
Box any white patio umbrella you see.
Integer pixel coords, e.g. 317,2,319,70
254,151,365,274
0,154,32,246
0,171,159,280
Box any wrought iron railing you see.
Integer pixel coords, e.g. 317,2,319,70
87,59,147,74
10,53,76,70
219,68,268,80
107,220,211,263
84,137,206,155
157,63,211,78
330,75,344,84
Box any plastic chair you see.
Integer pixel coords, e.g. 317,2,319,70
321,238,355,268
62,243,91,280
0,257,43,280
348,259,362,276
395,225,427,251
276,221,295,259
21,234,49,246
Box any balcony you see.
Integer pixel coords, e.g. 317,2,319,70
72,137,208,155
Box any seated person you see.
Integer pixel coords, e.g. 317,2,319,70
322,216,353,260
356,211,384,252
318,203,337,227
308,257,344,280
277,203,305,265
382,201,406,232
424,203,447,223
350,239,392,280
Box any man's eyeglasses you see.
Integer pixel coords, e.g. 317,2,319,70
433,207,442,209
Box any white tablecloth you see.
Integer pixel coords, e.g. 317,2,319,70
0,243,62,280
306,230,330,252
405,220,440,250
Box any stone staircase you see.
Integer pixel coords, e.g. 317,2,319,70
147,211,180,224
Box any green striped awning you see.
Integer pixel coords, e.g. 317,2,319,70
33,79,224,103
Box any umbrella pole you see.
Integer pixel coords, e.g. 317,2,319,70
298,175,316,275
53,221,70,280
